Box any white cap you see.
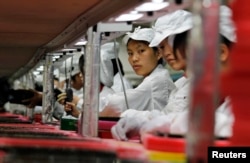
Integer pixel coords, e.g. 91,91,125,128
101,42,119,59
53,68,60,79
70,53,82,76
123,27,155,45
58,65,67,82
70,64,81,76
100,42,119,87
149,10,193,47
61,53,82,78
35,74,43,83
220,5,236,42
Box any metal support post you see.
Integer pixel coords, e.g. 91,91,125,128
187,0,221,162
42,54,54,123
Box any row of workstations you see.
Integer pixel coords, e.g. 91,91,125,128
0,111,149,163
1,0,249,163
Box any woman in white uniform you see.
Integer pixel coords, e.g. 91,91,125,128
112,6,235,141
99,27,175,117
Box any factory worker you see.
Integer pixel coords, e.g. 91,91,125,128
64,42,123,117
165,5,236,138
112,6,235,141
99,27,175,117
101,42,133,93
65,28,175,118
69,53,84,93
57,53,85,104
111,10,192,140
57,65,68,90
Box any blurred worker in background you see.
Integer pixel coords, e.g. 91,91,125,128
64,42,132,117
111,6,235,141
14,54,84,120
101,42,133,93
57,54,84,109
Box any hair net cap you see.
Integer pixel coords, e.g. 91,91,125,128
149,10,193,47
58,73,66,82
101,42,119,59
35,74,43,83
219,5,236,42
123,27,155,45
70,64,81,76
63,53,82,77
53,68,60,78
100,42,119,87
58,65,67,82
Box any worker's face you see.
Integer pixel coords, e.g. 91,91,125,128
54,80,59,88
58,80,65,90
158,38,186,71
127,40,161,77
71,72,84,90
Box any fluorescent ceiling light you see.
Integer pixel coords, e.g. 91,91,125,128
75,40,87,46
52,55,60,59
115,13,143,22
62,48,77,52
53,52,63,56
152,0,164,3
33,71,40,75
36,66,44,71
135,2,169,12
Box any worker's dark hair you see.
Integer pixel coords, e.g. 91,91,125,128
220,35,234,49
173,31,189,59
111,58,124,76
173,31,235,60
70,74,77,82
153,47,163,65
78,55,85,75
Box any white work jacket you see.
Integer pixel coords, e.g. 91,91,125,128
111,73,133,93
169,97,234,138
163,76,190,114
101,64,175,113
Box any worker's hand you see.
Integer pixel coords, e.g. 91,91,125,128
21,89,42,108
57,92,67,105
64,102,80,118
169,111,188,136
57,93,80,106
111,116,144,141
140,114,176,142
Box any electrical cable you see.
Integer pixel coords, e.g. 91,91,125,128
113,40,129,110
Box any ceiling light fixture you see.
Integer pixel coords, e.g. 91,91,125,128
61,48,77,52
75,40,87,46
115,12,143,22
135,2,169,12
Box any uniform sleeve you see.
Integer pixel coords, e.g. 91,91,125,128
121,108,163,119
103,82,152,113
214,98,234,138
101,66,174,114
163,78,190,114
